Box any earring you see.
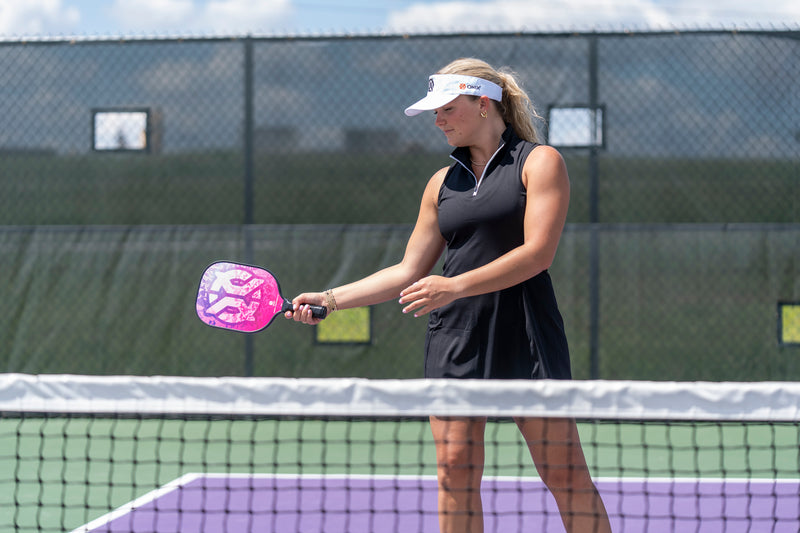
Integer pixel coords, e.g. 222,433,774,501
480,110,488,118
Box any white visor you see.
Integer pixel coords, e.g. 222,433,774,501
404,74,503,116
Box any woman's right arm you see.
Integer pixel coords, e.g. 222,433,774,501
288,166,448,324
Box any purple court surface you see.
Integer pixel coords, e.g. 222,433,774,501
73,473,800,533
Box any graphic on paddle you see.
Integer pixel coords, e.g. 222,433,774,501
196,261,327,333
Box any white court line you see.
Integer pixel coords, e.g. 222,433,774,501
69,473,201,533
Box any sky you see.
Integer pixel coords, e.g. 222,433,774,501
0,0,798,39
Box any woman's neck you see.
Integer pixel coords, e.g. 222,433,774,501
469,121,506,165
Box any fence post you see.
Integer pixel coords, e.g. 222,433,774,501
243,35,255,377
588,34,601,379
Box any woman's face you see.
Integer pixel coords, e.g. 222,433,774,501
433,95,482,147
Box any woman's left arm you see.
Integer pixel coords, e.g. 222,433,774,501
399,145,569,316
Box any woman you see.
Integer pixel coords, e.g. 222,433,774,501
287,58,611,533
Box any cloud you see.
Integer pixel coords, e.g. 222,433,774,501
385,0,800,32
109,0,292,34
109,0,194,31
0,0,80,36
204,0,291,30
3,0,797,39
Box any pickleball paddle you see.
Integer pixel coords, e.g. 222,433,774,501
196,261,327,333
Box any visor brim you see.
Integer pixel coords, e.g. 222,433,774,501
404,93,459,117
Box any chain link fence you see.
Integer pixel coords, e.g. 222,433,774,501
1,30,798,380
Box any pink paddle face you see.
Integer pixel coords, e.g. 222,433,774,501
196,262,286,333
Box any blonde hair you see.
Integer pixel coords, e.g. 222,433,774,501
437,58,542,143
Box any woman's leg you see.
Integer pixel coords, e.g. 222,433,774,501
515,416,612,533
429,416,487,533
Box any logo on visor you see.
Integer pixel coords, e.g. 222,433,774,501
428,78,435,92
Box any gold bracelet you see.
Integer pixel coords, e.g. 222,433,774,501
324,289,338,312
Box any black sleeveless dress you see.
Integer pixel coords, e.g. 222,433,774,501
424,126,572,380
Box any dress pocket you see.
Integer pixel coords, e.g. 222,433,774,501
424,325,482,378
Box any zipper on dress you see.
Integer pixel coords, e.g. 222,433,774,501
472,170,485,196
450,142,505,197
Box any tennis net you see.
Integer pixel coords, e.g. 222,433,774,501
2,374,799,532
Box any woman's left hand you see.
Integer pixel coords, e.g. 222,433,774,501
399,275,456,317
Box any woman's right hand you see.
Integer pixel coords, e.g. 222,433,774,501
286,292,328,325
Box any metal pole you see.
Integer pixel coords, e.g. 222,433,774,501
243,36,255,377
588,35,601,379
